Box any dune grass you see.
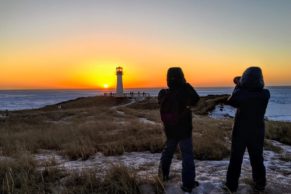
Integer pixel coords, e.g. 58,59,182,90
0,108,163,160
62,165,141,194
0,95,291,193
0,153,163,194
0,97,231,161
266,120,291,145
0,152,66,194
0,95,290,162
0,96,165,159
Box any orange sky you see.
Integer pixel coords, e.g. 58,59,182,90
0,1,290,89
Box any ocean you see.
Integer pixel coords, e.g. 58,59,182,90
0,87,290,122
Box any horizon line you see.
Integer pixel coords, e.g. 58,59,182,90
1,85,291,91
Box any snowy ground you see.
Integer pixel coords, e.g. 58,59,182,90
33,139,291,194
33,100,291,193
2,98,290,193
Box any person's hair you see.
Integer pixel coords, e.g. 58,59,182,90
167,67,186,89
240,66,265,90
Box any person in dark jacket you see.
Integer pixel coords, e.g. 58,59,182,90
158,67,200,193
225,67,270,192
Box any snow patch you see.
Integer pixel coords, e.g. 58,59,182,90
139,118,156,125
116,110,125,115
1,139,290,193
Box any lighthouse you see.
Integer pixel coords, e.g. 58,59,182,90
116,66,124,97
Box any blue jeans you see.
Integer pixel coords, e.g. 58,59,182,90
159,137,195,188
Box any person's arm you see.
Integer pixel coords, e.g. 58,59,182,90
225,75,243,108
226,86,242,108
186,83,200,106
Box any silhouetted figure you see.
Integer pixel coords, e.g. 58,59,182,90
158,67,200,193
225,67,270,192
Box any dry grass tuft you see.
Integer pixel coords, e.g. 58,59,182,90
61,139,97,160
0,155,149,194
192,117,232,160
102,165,141,194
139,176,165,194
0,150,163,194
63,165,141,194
62,169,101,194
1,95,291,193
266,120,291,145
0,153,66,194
0,96,233,161
151,176,165,194
1,95,290,162
264,140,283,153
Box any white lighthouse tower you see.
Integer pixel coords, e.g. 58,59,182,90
116,66,124,97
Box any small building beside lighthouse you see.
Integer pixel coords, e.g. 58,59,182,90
116,66,124,97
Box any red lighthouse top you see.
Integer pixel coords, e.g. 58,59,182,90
116,66,123,75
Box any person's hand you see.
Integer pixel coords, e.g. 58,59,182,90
233,76,241,85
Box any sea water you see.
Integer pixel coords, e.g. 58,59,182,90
209,86,291,122
0,87,290,122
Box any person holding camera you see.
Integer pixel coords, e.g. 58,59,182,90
224,67,270,192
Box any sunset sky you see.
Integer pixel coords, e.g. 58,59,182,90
0,0,291,89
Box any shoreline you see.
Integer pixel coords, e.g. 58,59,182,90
1,86,291,123
1,93,291,123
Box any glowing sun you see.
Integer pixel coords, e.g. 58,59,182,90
103,84,109,89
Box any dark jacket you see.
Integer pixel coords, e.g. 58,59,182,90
227,67,270,138
228,87,270,137
158,83,200,139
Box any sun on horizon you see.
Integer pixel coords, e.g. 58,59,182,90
103,84,109,89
